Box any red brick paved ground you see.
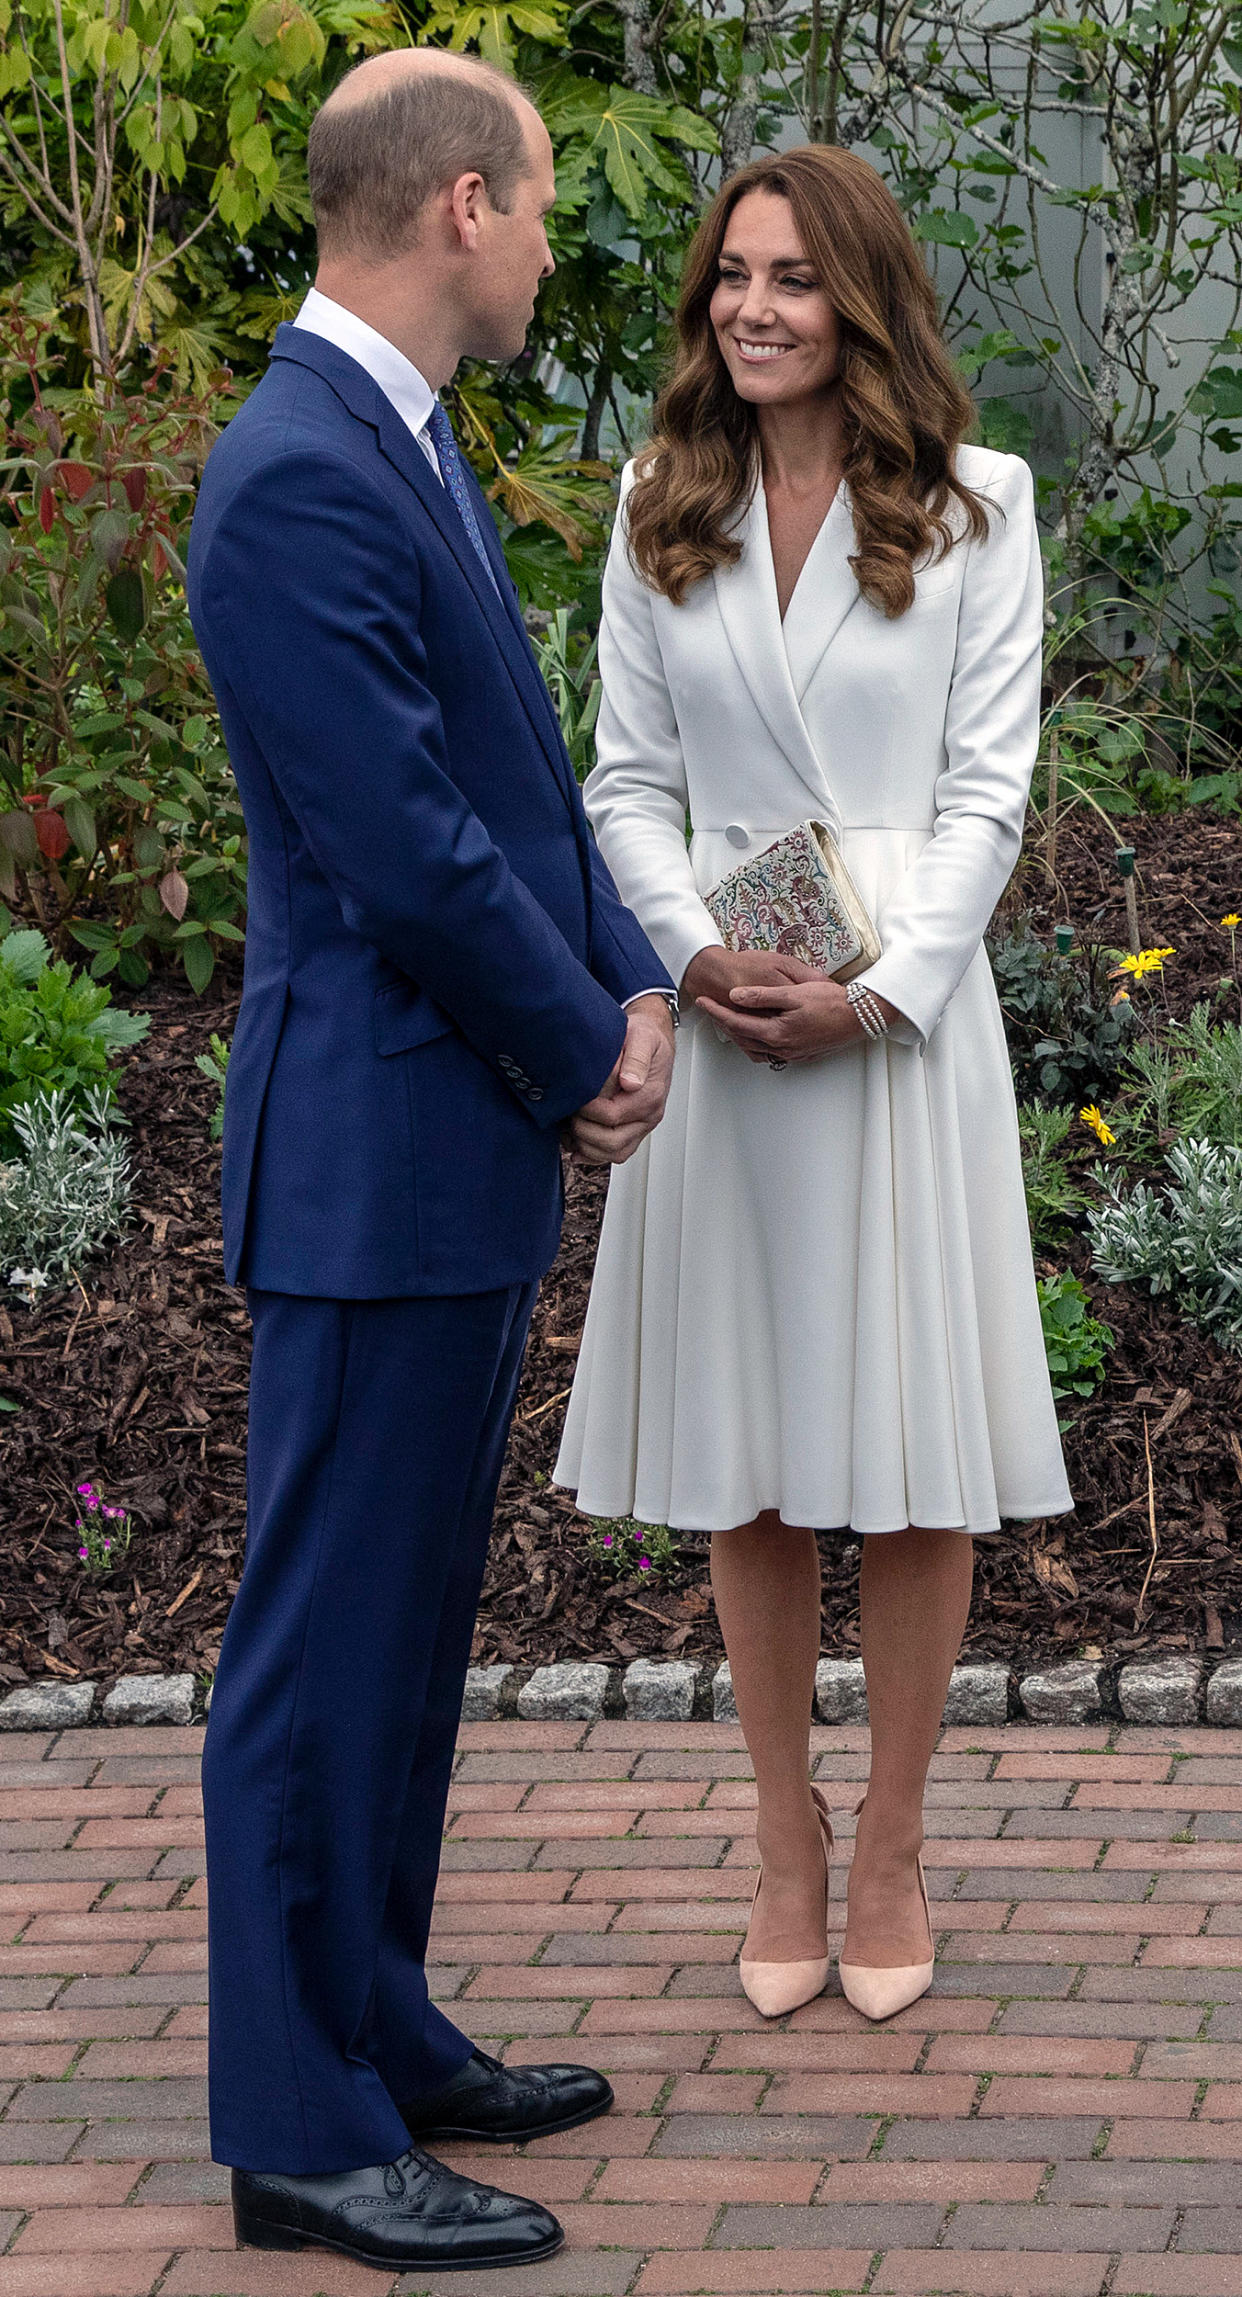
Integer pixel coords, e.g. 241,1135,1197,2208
4,1718,1242,2294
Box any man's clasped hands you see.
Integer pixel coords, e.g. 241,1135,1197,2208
565,948,900,1167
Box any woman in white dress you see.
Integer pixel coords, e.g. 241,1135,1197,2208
555,146,1073,2021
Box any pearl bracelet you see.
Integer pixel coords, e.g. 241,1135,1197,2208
846,980,889,1039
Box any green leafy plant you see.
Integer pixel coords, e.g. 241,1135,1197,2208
194,1032,230,1142
1018,1105,1092,1251
989,919,1137,1107
1088,1138,1242,1356
0,1084,132,1299
586,1516,680,1579
0,927,147,1156
0,314,248,991
534,608,601,783
1036,1271,1115,1403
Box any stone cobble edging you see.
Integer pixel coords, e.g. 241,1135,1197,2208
2,1650,1240,1728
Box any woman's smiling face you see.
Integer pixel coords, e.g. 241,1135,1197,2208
708,188,842,409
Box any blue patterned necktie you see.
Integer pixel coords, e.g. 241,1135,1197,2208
424,402,500,597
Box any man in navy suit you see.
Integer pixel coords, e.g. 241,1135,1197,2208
187,46,675,2275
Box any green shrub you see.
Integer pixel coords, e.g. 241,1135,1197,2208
0,315,246,995
1037,1271,1115,1403
1088,1138,1242,1355
0,929,147,1158
989,919,1136,1107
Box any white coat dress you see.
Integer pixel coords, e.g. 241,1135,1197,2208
554,443,1074,1536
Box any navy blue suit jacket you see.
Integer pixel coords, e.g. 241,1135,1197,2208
187,325,670,1296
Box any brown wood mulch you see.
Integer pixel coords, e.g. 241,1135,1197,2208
1,804,1240,1692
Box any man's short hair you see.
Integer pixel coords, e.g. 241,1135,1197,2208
308,57,532,261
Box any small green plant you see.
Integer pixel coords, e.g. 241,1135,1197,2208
1088,1137,1242,1355
73,1479,132,1575
587,1517,680,1578
0,1086,132,1301
194,1033,230,1142
989,920,1136,1107
1018,1105,1092,1250
0,928,148,1156
1036,1271,1115,1403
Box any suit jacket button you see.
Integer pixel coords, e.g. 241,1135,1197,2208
725,824,749,848
528,1088,544,1102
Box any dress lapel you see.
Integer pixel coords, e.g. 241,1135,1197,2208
779,481,860,703
713,483,851,839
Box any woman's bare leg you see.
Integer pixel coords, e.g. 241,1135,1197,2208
710,1513,827,1961
844,1525,974,1967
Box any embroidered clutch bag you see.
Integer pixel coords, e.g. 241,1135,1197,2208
704,819,882,984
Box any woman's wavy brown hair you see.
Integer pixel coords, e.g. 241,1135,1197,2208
626,144,991,616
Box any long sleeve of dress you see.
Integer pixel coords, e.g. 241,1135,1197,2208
583,468,725,991
856,454,1044,1047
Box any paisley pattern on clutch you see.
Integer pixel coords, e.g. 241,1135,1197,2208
704,818,881,982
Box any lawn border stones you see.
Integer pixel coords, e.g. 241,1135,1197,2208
9,1651,1242,1723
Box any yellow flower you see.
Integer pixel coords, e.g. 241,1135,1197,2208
1116,946,1175,980
1079,1104,1116,1147
1224,913,1240,930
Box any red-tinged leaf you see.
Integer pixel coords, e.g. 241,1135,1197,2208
122,468,147,513
37,486,55,534
159,866,189,920
151,538,167,581
34,809,70,862
58,461,94,502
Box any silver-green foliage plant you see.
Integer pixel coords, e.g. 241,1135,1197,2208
0,1086,132,1300
1088,1138,1242,1355
1123,1007,1242,1150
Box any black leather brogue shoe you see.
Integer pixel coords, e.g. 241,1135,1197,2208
232,2144,563,2272
401,2047,614,2144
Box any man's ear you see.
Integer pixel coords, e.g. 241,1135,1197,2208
447,170,488,250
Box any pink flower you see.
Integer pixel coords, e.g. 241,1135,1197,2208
78,1546,88,1561
638,1558,652,1571
602,1534,613,1548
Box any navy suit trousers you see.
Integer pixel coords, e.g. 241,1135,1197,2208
201,1281,537,2172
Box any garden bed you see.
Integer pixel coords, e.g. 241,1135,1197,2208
1,806,1239,1691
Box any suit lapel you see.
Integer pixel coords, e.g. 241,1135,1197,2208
713,485,849,839
268,327,577,819
372,401,578,813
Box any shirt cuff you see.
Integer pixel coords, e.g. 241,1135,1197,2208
622,987,680,1024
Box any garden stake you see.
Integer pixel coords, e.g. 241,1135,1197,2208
1045,726,1060,882
1136,1413,1159,1623
1115,846,1141,953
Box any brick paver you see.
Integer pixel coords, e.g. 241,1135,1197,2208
3,1722,1242,2292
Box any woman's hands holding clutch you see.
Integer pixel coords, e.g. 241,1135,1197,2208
684,947,900,1064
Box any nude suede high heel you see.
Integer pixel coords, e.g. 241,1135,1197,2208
838,1795,935,2022
739,1785,834,2019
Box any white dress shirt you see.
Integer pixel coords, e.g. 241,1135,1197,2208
295,288,444,481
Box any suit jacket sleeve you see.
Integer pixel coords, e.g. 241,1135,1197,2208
195,450,628,1130
582,465,726,992
855,454,1043,1048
